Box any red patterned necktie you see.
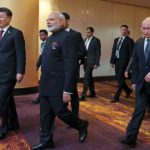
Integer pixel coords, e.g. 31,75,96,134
0,30,4,40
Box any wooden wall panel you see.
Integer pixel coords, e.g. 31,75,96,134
0,0,39,88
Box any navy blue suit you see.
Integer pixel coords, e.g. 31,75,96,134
0,26,25,133
125,37,150,141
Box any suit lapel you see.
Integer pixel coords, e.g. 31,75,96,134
0,26,13,43
139,38,146,64
88,36,94,50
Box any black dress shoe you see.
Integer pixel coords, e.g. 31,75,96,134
125,90,132,98
79,96,86,101
111,99,119,103
119,137,136,147
79,120,89,143
8,123,20,131
110,98,119,103
32,97,40,104
66,125,72,129
86,94,97,98
31,141,55,150
0,132,6,140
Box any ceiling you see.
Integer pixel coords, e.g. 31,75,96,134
102,0,150,8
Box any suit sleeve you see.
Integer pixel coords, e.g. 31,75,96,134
36,55,42,69
110,39,117,64
76,33,87,60
126,49,135,72
14,30,26,74
128,38,134,58
62,35,78,93
131,46,138,84
95,38,101,66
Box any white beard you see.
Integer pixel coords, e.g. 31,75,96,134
48,24,61,32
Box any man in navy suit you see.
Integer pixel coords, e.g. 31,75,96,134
0,7,26,139
62,12,86,118
119,17,150,147
80,27,101,101
31,12,88,150
110,24,134,103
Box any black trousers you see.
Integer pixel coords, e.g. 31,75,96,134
126,89,150,141
82,60,95,97
114,60,131,99
70,78,79,117
40,95,85,144
0,80,18,133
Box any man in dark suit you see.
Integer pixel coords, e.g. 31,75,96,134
31,12,88,150
110,24,134,103
0,7,26,139
32,29,48,104
80,27,101,101
62,12,87,118
119,17,150,147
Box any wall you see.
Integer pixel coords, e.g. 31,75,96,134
0,0,39,88
39,0,150,77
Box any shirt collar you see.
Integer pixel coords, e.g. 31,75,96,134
65,27,70,32
0,25,10,32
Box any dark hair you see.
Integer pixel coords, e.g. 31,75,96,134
61,12,70,20
120,24,128,29
86,26,94,33
39,29,48,35
0,7,12,17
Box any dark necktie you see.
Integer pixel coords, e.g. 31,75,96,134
145,39,150,61
117,37,123,50
115,37,123,58
0,30,4,40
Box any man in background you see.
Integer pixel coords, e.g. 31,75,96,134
0,7,26,139
110,24,134,103
62,12,86,118
32,29,48,104
80,26,101,101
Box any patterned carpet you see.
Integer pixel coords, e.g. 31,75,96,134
78,81,150,144
0,132,30,150
0,80,149,149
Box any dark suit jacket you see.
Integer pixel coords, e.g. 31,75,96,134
69,28,86,60
40,29,78,96
110,36,134,69
0,26,26,83
132,37,150,94
85,36,101,67
36,29,86,70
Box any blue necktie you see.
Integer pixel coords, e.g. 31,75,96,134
145,39,150,61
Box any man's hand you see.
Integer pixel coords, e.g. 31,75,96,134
124,71,129,78
63,92,71,103
110,63,114,68
16,74,24,83
144,72,150,82
131,84,136,91
94,65,98,69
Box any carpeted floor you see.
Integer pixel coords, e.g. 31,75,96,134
0,81,150,150
0,132,30,150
